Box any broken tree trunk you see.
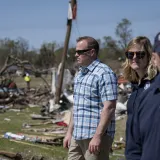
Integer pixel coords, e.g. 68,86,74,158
0,151,22,160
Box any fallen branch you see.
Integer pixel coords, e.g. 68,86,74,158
10,139,51,150
0,151,22,160
0,96,14,104
37,141,62,146
33,91,50,97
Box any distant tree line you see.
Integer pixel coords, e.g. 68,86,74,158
0,18,132,73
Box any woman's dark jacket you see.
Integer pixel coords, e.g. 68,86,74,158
125,73,160,160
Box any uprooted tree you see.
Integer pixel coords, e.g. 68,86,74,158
0,55,52,106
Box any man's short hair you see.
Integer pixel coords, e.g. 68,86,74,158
76,36,99,54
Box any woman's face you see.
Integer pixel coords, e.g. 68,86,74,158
127,44,148,72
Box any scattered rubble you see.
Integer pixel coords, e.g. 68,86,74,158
0,56,131,160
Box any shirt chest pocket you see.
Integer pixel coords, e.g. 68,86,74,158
75,74,98,92
76,82,98,96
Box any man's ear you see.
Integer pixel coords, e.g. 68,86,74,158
90,49,96,57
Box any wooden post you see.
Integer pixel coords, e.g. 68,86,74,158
54,0,77,104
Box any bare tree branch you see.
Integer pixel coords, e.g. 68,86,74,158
0,55,50,90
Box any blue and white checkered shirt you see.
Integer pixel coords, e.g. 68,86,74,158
73,59,118,140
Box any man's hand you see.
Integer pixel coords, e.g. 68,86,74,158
88,100,116,154
63,133,72,149
88,134,102,154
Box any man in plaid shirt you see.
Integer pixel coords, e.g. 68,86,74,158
63,36,118,160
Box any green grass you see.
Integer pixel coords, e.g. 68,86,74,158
115,116,127,141
0,138,67,160
0,107,126,160
0,107,68,160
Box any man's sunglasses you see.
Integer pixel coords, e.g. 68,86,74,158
75,49,92,55
125,51,146,59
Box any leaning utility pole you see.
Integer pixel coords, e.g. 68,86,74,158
54,0,77,104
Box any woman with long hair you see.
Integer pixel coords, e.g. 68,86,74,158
123,36,158,160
